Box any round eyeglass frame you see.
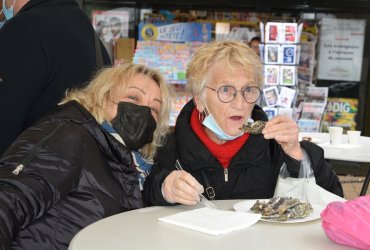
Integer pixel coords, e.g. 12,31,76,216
205,85,262,104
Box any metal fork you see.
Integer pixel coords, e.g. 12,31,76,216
175,159,218,209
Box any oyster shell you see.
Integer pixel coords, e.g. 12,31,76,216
250,197,313,221
240,120,266,134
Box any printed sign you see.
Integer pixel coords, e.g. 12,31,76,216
318,18,366,81
139,22,212,42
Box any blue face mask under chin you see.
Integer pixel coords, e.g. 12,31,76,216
2,0,16,20
202,113,244,141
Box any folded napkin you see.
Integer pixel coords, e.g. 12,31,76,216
318,142,362,149
158,207,261,235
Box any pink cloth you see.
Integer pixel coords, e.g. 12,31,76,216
321,195,370,250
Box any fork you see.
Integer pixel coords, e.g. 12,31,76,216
175,159,218,209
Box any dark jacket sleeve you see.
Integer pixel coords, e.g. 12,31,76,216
0,123,82,249
143,134,177,206
283,140,343,197
0,30,48,156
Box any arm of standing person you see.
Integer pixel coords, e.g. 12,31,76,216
0,122,83,249
0,29,48,155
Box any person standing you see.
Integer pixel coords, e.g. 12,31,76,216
248,36,261,56
0,0,111,155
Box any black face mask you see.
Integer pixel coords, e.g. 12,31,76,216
111,102,157,151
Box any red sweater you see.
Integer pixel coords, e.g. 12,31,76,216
190,109,249,168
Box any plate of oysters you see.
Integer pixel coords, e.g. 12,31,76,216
233,197,324,223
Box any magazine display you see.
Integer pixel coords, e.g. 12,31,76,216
134,22,212,125
296,86,328,132
133,40,205,84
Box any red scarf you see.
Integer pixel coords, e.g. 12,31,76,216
190,109,249,168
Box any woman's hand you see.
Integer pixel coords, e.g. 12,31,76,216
262,115,303,160
162,170,204,205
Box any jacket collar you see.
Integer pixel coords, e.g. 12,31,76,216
174,100,268,171
41,101,133,168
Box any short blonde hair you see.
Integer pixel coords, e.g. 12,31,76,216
60,63,173,158
186,41,263,97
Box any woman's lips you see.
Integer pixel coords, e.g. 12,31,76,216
230,116,243,121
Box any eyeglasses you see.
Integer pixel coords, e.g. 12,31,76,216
205,85,262,103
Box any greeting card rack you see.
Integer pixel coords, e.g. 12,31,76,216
259,21,302,121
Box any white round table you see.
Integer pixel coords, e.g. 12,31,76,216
69,200,351,250
299,132,370,195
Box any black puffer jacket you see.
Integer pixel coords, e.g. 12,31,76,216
143,100,343,205
0,101,142,250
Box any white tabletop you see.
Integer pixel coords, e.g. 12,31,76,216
299,132,370,163
69,200,351,250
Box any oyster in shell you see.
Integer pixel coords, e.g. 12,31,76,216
240,120,266,134
250,197,313,221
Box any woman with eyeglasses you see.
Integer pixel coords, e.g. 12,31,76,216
143,41,343,206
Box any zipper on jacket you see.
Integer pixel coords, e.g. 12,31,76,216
12,123,65,175
12,164,24,175
224,168,228,182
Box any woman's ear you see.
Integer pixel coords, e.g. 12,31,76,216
193,96,204,113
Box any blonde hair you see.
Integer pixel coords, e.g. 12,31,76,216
60,63,173,159
186,41,263,98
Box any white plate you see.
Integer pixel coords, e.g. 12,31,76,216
233,199,324,224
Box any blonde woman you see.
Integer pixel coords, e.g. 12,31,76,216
144,41,343,206
0,63,172,249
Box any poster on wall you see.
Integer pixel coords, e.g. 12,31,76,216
321,97,358,132
317,18,366,81
92,10,130,40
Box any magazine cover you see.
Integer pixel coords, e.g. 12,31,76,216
264,44,280,64
298,119,321,132
280,66,296,85
264,65,280,85
305,86,328,103
263,107,277,120
281,44,296,65
321,97,358,132
265,22,281,43
283,23,297,44
297,66,314,84
300,102,326,121
138,22,212,42
279,86,296,108
92,10,130,41
263,86,280,107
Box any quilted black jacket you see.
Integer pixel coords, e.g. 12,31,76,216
0,101,142,250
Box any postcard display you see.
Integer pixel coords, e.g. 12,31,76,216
261,22,303,125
